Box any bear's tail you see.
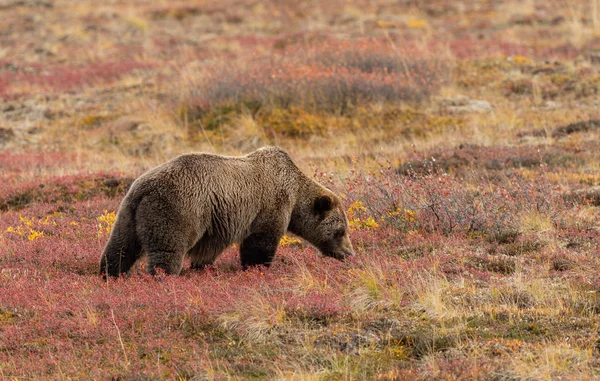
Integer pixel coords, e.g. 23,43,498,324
99,196,142,277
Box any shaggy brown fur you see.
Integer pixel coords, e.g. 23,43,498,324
99,146,354,276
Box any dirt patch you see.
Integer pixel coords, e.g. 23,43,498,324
396,144,582,176
0,176,133,211
566,186,600,206
552,120,600,138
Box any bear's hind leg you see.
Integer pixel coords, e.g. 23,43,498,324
190,257,215,270
188,235,228,270
240,232,280,269
147,250,186,275
135,195,204,276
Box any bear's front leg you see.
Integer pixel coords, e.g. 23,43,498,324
240,232,280,269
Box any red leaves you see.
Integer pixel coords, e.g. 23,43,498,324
0,61,153,96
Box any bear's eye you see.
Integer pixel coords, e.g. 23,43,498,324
334,228,345,239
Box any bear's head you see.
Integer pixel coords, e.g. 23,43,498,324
290,192,355,260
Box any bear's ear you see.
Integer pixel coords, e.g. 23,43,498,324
314,195,333,215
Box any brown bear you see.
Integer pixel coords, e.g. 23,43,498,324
99,146,354,276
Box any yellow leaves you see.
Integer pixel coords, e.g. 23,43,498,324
405,210,417,221
125,15,148,31
376,20,400,29
509,55,532,65
385,207,418,233
19,214,32,227
376,19,428,29
347,201,379,230
384,343,409,360
576,173,600,186
5,214,52,241
387,207,416,222
97,210,116,237
516,168,537,181
27,230,44,241
347,200,366,216
43,215,55,225
259,107,329,137
346,200,415,230
407,19,428,29
5,226,22,236
279,235,302,247
97,210,116,225
78,114,107,129
349,216,379,230
546,171,600,186
0,310,15,324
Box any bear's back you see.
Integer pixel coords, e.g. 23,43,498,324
130,147,303,203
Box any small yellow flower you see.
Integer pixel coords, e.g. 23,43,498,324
27,229,44,241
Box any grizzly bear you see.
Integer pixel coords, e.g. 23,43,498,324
99,146,354,276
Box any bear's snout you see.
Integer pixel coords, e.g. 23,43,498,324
325,235,355,261
340,236,355,259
